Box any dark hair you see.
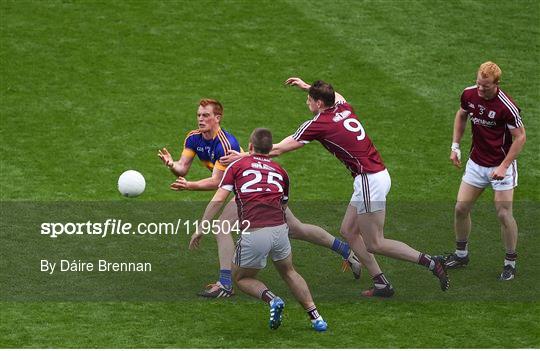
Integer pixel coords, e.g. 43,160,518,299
308,80,335,107
250,128,273,154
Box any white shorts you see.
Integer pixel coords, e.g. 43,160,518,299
350,169,391,214
233,224,291,269
462,159,518,191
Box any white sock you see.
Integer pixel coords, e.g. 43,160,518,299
455,249,468,258
311,316,323,323
504,259,516,268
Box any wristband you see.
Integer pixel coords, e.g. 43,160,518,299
451,143,461,161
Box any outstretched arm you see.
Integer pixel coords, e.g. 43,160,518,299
220,150,249,166
170,166,224,191
285,77,310,91
284,77,346,102
158,147,194,177
269,136,305,157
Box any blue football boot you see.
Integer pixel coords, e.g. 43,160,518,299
312,318,328,332
269,297,285,330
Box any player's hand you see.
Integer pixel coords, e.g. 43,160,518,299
450,143,461,168
220,150,247,166
285,77,311,91
450,150,461,168
170,176,190,191
158,148,174,168
189,232,203,250
490,165,508,180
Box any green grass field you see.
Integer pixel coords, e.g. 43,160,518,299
1,0,539,348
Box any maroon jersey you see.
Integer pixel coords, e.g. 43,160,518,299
460,86,524,167
292,101,385,176
219,155,289,229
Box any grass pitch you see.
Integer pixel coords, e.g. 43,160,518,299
1,0,539,348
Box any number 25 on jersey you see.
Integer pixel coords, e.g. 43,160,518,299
240,170,284,193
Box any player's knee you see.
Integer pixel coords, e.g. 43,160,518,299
283,268,301,283
275,261,295,277
454,202,471,217
496,207,513,225
364,240,381,254
339,225,355,241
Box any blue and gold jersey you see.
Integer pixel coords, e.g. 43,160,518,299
181,128,241,171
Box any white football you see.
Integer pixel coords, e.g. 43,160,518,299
118,170,146,197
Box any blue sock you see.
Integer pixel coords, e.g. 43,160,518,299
219,269,232,289
331,238,350,259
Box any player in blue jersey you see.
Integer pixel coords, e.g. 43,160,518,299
159,98,362,298
159,99,241,187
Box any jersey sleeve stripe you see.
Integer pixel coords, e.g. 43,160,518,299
498,92,523,127
498,92,520,118
292,120,313,140
217,133,231,153
217,134,228,153
218,131,230,150
218,131,232,152
292,120,310,139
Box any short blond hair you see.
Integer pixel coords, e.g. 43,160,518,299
478,61,502,83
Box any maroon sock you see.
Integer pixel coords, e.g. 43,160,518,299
260,289,276,304
418,253,433,269
505,252,517,262
306,305,320,320
372,273,390,288
456,240,468,251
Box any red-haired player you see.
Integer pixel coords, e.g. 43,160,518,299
446,62,526,280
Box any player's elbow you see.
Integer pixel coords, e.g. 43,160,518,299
209,178,221,189
512,130,526,148
519,131,526,145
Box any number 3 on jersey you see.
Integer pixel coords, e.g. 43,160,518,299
240,170,283,193
343,118,366,141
